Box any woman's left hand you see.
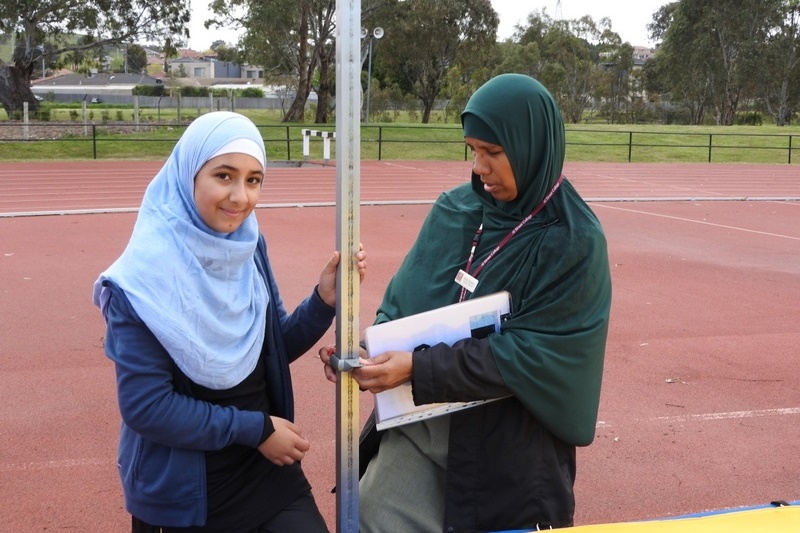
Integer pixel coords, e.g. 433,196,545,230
318,344,370,383
317,244,366,307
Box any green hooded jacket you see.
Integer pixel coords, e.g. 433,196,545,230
374,74,612,446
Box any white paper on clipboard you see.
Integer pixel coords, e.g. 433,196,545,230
363,291,512,431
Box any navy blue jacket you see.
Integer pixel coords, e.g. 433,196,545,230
102,235,335,527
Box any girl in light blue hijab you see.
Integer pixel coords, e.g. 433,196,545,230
93,111,365,532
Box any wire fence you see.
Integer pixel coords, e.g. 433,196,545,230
1,122,798,164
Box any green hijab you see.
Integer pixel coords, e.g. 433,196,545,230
462,73,565,219
375,74,611,446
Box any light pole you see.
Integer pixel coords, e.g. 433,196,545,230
36,46,45,78
361,27,384,124
120,44,128,74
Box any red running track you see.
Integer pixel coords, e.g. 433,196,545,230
0,160,799,531
2,160,800,215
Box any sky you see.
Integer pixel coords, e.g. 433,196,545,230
492,0,666,45
187,0,667,50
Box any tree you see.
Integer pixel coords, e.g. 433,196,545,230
510,12,606,124
759,0,800,125
210,40,241,63
593,31,634,124
126,44,148,74
210,40,227,52
209,0,336,123
515,8,554,45
243,0,318,123
652,0,779,125
377,0,498,123
305,0,336,123
646,2,712,124
162,37,182,74
0,0,190,117
494,41,543,78
216,45,241,64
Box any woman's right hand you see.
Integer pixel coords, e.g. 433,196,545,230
319,344,411,394
257,417,310,465
351,351,413,393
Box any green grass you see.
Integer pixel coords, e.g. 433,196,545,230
1,107,799,163
564,125,800,164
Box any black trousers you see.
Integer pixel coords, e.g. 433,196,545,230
131,491,329,533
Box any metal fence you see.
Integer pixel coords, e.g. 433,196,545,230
1,122,799,164
571,129,800,165
28,93,305,111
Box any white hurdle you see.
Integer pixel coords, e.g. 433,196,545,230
301,128,336,163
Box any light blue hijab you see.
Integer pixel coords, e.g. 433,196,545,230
93,112,268,390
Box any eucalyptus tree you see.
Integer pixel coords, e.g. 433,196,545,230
0,0,189,116
760,0,800,125
652,0,777,125
512,11,603,123
514,8,553,46
642,50,714,124
375,0,498,123
587,23,632,124
125,44,148,74
208,0,338,123
494,41,543,78
646,2,712,124
539,23,595,123
593,42,635,124
211,42,242,63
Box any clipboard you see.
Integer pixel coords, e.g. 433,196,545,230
363,291,512,430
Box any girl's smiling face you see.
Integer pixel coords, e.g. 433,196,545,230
194,153,264,233
465,136,518,202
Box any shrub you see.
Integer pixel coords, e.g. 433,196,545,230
181,86,210,97
239,87,264,98
735,112,763,126
132,84,165,97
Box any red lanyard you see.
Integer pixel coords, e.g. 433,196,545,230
458,175,564,302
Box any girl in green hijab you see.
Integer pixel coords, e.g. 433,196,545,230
323,74,612,532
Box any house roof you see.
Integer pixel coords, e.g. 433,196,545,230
170,56,218,64
178,49,217,59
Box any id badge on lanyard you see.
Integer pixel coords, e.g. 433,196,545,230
455,175,564,302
